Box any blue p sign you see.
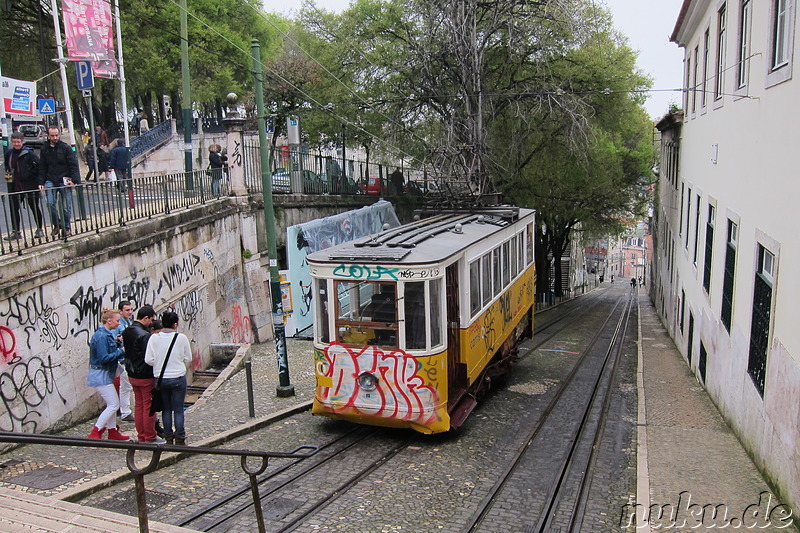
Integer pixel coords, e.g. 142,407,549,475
76,61,94,91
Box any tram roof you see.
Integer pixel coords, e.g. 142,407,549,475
307,206,535,266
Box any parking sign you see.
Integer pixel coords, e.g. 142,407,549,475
75,62,94,90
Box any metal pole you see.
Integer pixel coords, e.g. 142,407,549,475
252,39,294,397
0,61,8,152
245,360,255,417
180,0,193,189
49,0,77,148
85,93,100,183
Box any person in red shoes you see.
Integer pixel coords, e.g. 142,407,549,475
86,309,131,441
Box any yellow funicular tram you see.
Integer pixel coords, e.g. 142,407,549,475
307,206,536,433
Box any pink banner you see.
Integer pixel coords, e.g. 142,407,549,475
62,0,114,61
92,58,119,79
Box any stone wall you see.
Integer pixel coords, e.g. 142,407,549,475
0,200,270,435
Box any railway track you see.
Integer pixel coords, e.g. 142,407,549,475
461,286,637,533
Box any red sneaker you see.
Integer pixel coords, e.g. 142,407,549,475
106,427,131,441
87,427,105,440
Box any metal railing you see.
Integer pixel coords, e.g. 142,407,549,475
0,431,314,533
0,169,227,257
130,121,172,160
242,141,431,196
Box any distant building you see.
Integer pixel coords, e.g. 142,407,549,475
653,0,798,511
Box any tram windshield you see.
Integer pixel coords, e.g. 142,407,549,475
314,278,444,351
335,281,398,347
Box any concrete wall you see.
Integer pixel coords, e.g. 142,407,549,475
0,200,271,435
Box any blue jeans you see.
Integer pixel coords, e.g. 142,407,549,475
159,376,187,439
45,181,73,230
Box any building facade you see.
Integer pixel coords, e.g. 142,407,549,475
654,0,799,510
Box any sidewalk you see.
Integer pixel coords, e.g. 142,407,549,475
634,291,793,531
0,339,317,502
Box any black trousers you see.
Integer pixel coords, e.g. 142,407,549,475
9,191,44,232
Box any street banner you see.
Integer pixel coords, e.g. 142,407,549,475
92,58,119,79
0,76,37,118
62,0,114,61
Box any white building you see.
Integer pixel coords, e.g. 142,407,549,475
654,0,799,510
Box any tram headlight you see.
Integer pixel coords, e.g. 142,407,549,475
357,372,378,391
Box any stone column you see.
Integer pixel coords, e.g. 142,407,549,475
222,93,247,196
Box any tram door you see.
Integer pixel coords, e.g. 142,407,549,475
446,264,465,405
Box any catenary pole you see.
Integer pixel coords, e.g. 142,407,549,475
180,0,193,188
113,0,129,148
251,39,294,397
50,0,77,149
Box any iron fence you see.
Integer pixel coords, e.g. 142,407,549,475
0,169,226,257
130,120,172,160
241,141,431,196
0,430,314,533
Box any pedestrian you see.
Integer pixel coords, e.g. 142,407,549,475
94,125,109,150
630,277,636,287
83,138,98,182
4,132,44,240
38,126,79,238
87,309,131,440
389,167,404,195
148,318,166,439
208,144,223,195
139,112,150,134
108,138,128,181
122,305,165,443
145,311,193,445
611,274,614,283
114,301,135,422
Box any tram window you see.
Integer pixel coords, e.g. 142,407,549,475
430,278,443,348
316,279,330,343
469,260,481,316
510,237,518,279
405,282,426,350
493,248,501,296
526,224,534,264
518,234,525,272
335,281,398,347
481,253,491,306
502,241,511,286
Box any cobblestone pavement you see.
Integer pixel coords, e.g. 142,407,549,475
0,339,316,499
0,287,794,532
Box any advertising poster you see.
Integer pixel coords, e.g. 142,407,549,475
62,0,114,61
285,200,401,337
0,77,36,118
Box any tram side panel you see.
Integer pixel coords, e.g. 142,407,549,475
460,264,535,386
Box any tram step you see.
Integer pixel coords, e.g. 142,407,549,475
448,396,478,430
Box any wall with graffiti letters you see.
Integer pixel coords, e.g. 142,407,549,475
0,212,270,434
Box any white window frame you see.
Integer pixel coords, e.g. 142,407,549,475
766,0,796,87
736,0,752,91
715,2,728,103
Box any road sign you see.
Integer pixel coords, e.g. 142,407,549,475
82,90,92,98
38,98,56,115
75,61,94,91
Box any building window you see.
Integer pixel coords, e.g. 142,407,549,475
703,204,716,293
716,4,727,99
702,29,710,107
693,194,701,265
699,342,708,383
692,46,700,113
773,0,790,68
679,183,685,237
685,187,692,249
687,312,695,365
680,288,686,334
721,220,738,332
748,245,775,396
738,0,752,88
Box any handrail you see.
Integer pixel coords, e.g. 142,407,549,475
130,121,172,160
0,430,315,533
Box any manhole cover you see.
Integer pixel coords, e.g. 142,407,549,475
94,487,176,516
5,465,88,490
264,497,302,520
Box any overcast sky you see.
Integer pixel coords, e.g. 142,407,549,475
266,0,686,120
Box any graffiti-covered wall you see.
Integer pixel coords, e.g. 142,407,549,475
0,206,269,435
